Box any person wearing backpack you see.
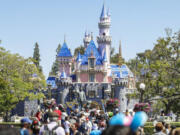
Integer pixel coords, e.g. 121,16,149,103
39,112,65,135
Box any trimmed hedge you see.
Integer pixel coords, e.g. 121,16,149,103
144,122,180,135
145,122,180,127
144,126,154,135
0,122,20,129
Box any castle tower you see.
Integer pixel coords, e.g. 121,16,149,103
97,3,112,65
57,38,72,77
83,31,91,49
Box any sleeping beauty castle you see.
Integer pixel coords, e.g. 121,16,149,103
47,3,138,112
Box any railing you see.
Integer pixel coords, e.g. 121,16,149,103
97,36,112,44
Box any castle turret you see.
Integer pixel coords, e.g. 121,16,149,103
83,31,91,49
57,38,72,76
76,52,82,70
97,3,112,65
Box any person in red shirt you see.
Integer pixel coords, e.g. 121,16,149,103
35,110,41,121
54,107,62,120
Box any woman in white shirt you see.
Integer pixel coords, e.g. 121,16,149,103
63,117,70,135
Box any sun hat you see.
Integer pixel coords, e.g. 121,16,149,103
21,117,32,124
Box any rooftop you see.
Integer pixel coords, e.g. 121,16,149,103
57,42,72,57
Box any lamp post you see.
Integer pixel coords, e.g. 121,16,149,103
111,84,115,98
47,84,52,100
69,84,74,101
139,83,145,103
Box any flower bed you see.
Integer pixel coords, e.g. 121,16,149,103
133,103,151,112
105,98,120,111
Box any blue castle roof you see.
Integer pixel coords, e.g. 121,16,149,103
47,76,56,81
76,52,82,62
111,64,134,78
81,40,103,65
100,3,107,19
60,71,67,79
58,42,72,57
46,76,57,88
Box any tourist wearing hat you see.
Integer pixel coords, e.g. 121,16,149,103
39,112,65,135
20,117,32,135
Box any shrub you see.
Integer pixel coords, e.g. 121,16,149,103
144,126,154,135
144,122,180,135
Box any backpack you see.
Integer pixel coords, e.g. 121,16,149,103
79,122,87,133
43,124,59,135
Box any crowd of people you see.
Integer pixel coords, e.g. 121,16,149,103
16,98,180,135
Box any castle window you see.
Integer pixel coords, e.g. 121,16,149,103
88,91,95,98
89,74,95,82
90,59,94,68
103,32,106,36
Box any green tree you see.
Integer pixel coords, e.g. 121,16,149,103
111,53,119,64
0,47,45,120
128,29,180,114
74,45,85,56
50,44,61,76
33,42,42,71
56,44,61,55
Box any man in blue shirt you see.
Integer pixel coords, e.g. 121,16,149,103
20,117,32,135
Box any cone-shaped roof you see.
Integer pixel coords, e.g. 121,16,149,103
100,3,107,19
60,71,67,79
76,52,82,62
57,42,72,57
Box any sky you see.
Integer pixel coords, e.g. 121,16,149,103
0,0,180,78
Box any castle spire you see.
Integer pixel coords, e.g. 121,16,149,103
119,41,124,66
119,41,122,57
107,7,110,16
97,1,111,65
85,30,88,37
100,1,107,19
76,52,82,62
83,30,91,48
91,32,93,40
64,34,66,43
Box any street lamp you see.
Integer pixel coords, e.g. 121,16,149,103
111,84,115,98
139,83,145,103
47,84,52,99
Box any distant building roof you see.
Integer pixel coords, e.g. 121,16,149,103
57,42,72,57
